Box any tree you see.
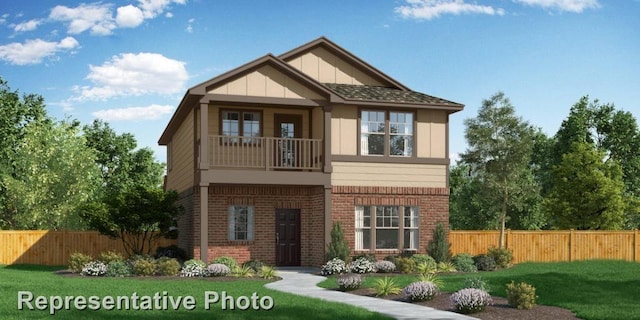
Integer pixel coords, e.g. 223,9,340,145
0,77,48,228
81,187,181,256
83,120,164,194
326,222,350,261
460,92,539,247
544,142,626,229
2,120,101,229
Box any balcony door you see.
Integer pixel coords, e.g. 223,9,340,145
274,114,302,169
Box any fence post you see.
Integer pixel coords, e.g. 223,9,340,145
635,229,638,262
569,229,574,262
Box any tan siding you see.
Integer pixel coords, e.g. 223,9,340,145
312,106,323,140
416,109,447,158
286,47,384,86
209,65,322,100
166,110,194,193
331,162,447,187
331,105,358,155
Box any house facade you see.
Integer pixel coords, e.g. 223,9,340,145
158,37,463,267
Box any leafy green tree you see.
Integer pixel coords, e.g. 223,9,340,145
83,120,164,194
544,142,626,229
326,222,350,261
81,187,181,255
460,92,539,246
3,120,101,229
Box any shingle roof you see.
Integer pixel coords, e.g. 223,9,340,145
323,83,462,107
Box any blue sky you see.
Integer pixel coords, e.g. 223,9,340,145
0,0,638,163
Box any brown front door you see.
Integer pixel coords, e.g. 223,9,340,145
275,209,301,266
274,114,302,169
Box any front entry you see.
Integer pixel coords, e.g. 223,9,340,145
275,209,301,266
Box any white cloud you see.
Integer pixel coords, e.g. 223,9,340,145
186,18,194,33
74,52,188,101
396,0,505,20
49,3,116,35
14,19,41,32
514,0,600,13
0,36,79,65
165,12,174,18
137,0,186,19
92,104,175,121
116,5,144,28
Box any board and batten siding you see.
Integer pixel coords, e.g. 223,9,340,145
165,109,194,193
285,47,384,86
416,109,447,159
331,104,358,155
331,162,447,188
209,65,322,100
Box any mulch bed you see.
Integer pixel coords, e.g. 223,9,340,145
55,270,279,282
347,288,580,320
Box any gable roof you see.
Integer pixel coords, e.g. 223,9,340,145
279,36,409,91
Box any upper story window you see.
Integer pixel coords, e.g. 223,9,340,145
221,110,261,143
361,110,413,157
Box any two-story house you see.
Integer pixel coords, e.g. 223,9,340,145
159,37,463,267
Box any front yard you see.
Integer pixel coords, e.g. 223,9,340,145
0,264,391,320
319,260,640,320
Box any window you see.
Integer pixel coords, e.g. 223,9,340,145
228,206,254,241
360,110,413,157
221,110,261,143
355,205,419,251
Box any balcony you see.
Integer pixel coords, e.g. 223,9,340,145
209,135,324,171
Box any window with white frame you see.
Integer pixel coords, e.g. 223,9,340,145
360,110,413,156
355,205,419,251
228,206,254,241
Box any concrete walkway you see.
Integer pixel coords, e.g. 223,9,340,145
265,268,477,320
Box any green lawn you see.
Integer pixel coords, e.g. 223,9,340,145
319,260,640,320
0,264,391,320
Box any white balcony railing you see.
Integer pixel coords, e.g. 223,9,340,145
209,135,323,171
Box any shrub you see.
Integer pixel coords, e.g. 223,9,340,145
242,259,265,272
326,222,350,261
211,256,239,271
411,254,436,268
372,277,402,296
155,245,189,262
488,246,513,269
383,255,400,265
349,257,376,274
437,261,457,273
232,265,255,278
416,262,437,276
180,259,207,277
402,281,439,302
427,222,452,263
97,251,125,264
374,260,396,273
452,253,477,273
321,258,347,276
450,288,493,314
105,260,131,277
395,257,416,274
156,257,181,276
352,253,376,263
132,258,156,276
464,276,492,293
473,254,497,271
259,265,277,279
506,281,537,310
81,261,107,276
69,252,93,273
207,263,231,277
336,273,363,291
418,273,444,289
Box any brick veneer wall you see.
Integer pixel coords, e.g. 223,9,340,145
331,186,449,261
174,189,194,257
189,185,325,266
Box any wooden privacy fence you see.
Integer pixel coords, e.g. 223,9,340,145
449,230,640,263
0,230,177,266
